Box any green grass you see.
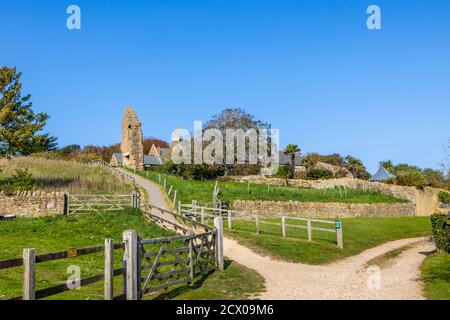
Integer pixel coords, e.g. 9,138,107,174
0,209,175,300
225,217,431,264
134,170,407,205
0,157,132,194
144,260,265,300
421,253,450,300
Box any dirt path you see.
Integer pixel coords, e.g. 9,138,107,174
225,237,434,300
116,169,175,222
119,169,434,300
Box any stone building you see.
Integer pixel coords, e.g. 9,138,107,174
121,107,144,169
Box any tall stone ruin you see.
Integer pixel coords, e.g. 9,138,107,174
121,107,144,169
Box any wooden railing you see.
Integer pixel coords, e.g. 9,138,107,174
67,193,140,214
89,159,136,184
180,203,344,249
0,242,126,300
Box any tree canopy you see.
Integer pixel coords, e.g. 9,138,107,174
0,66,57,157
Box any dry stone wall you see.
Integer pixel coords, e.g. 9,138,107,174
222,176,442,216
233,200,416,218
0,191,66,217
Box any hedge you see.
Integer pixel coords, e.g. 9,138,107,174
430,214,450,253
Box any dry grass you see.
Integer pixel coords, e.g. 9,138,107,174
0,157,132,194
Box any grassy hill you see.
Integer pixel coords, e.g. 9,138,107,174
0,157,132,194
134,170,407,205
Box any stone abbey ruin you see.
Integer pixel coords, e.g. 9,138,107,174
121,107,145,169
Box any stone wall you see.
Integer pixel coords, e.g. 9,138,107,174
222,176,442,216
0,191,66,217
233,200,416,218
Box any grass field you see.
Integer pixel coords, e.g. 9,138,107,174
224,216,431,264
0,209,265,300
0,157,132,194
421,253,450,300
134,170,407,205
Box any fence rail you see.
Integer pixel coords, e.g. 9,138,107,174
0,242,125,300
89,159,136,183
180,202,344,249
67,192,140,214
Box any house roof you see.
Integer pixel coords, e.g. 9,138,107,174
369,163,395,181
278,151,302,166
112,153,162,166
113,153,123,164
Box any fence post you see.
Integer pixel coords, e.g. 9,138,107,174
104,239,114,300
178,201,181,214
158,174,161,184
214,217,224,271
307,220,312,241
163,179,166,190
227,210,232,230
188,232,195,284
201,208,205,224
255,214,260,234
64,193,69,215
168,185,173,196
123,230,138,300
173,190,177,205
281,216,286,238
336,221,344,250
22,248,36,300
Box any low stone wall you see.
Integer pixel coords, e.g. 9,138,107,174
223,176,443,216
0,191,66,217
233,200,416,218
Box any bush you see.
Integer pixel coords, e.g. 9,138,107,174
430,214,450,253
438,191,450,204
306,169,333,180
12,168,34,191
1,184,15,196
396,169,426,189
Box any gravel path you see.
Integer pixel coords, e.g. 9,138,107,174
224,237,434,300
119,169,434,300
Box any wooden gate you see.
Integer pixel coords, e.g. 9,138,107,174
138,231,216,297
67,193,140,214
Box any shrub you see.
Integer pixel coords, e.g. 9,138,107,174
430,214,450,253
306,169,333,180
438,191,450,204
396,169,426,189
12,168,34,191
1,184,15,196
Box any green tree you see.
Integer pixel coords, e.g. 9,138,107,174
382,160,395,174
284,144,301,178
345,155,371,180
0,66,57,157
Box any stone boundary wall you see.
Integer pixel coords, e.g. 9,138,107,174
233,200,416,218
222,176,443,216
0,191,66,217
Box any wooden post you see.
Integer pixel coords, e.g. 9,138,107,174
307,220,312,241
104,239,114,300
173,190,177,205
168,185,173,196
201,208,205,224
227,210,232,230
123,230,138,300
188,232,195,284
22,248,35,300
214,217,224,271
178,201,181,214
158,174,161,184
336,221,344,250
255,214,260,234
247,181,250,193
281,216,286,238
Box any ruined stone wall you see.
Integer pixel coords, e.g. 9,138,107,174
121,107,144,169
0,191,66,217
223,176,442,216
233,200,416,218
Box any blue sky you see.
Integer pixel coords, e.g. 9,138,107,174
1,0,449,173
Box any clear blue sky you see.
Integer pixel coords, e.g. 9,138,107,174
1,0,449,173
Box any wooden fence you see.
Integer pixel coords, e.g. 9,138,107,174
89,159,136,184
67,192,140,214
180,203,344,249
0,218,223,300
0,241,126,300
